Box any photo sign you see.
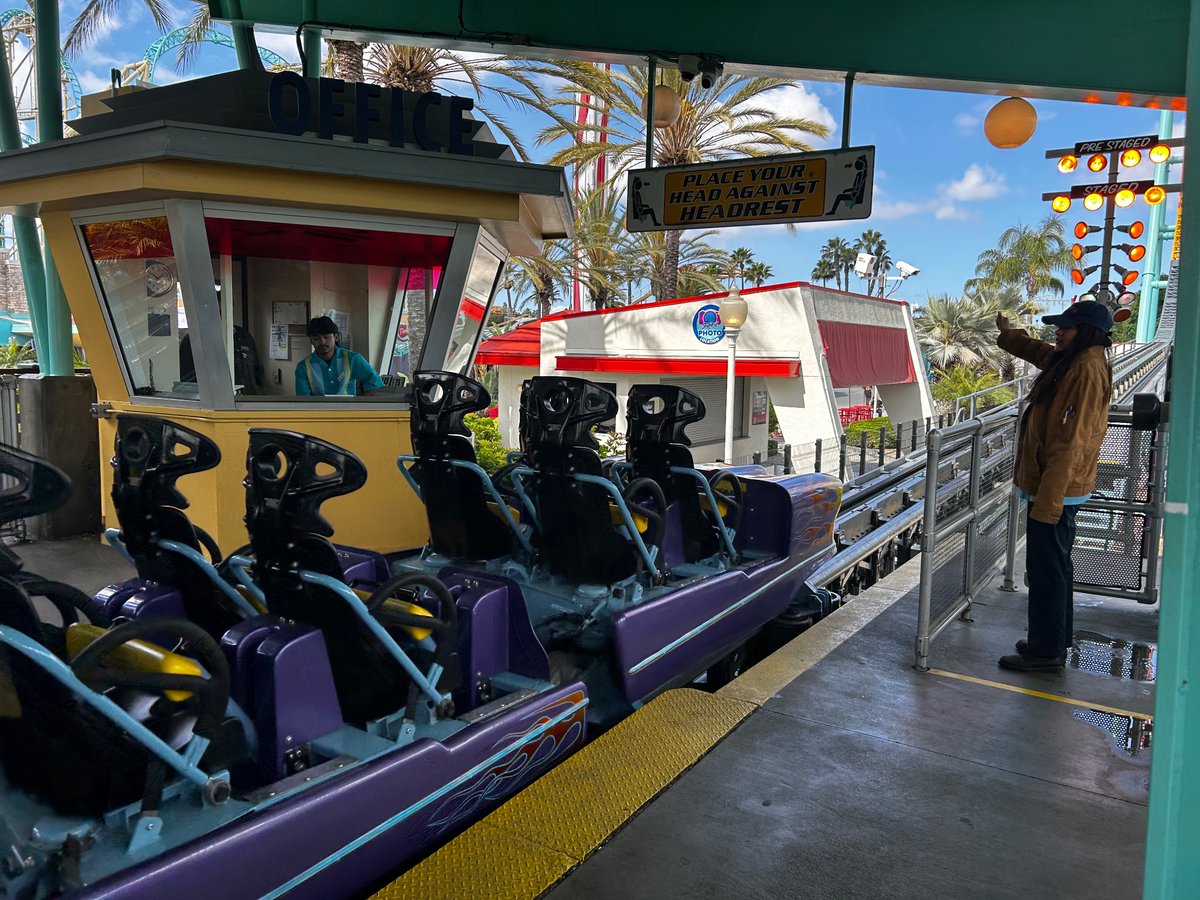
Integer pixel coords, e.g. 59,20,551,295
626,146,875,233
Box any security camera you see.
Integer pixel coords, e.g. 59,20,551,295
676,53,724,89
697,54,724,90
677,54,702,82
897,261,921,277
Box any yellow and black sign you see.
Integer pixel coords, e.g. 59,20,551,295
626,146,874,232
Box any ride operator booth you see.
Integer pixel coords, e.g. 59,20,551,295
0,69,573,552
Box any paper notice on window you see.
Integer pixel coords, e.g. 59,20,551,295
269,324,289,360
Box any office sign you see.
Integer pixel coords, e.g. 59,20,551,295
627,146,875,232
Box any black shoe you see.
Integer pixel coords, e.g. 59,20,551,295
998,653,1065,672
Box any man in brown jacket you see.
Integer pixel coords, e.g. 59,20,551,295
995,301,1113,672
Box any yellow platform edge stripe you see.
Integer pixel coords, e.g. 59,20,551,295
375,587,912,900
928,668,1154,721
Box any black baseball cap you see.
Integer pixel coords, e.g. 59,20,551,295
1043,300,1113,334
306,315,339,336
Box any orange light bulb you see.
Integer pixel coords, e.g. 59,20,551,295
1084,192,1105,211
1087,153,1108,172
1071,243,1085,260
1075,221,1091,239
1120,148,1142,167
1122,270,1140,286
1149,144,1170,163
1115,189,1136,208
1128,244,1146,262
1145,185,1166,205
1071,269,1085,285
1051,195,1071,213
1058,155,1078,173
1128,221,1145,238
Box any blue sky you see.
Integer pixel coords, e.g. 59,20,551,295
54,2,1185,314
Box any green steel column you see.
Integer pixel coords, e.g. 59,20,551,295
0,33,48,351
1143,1,1200,895
226,1,260,71
1136,109,1174,343
302,0,321,78
33,0,72,376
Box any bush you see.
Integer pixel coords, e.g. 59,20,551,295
463,413,512,474
843,416,895,449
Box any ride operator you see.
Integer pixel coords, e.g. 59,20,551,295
295,315,385,396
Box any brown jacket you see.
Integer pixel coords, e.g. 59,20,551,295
998,328,1112,525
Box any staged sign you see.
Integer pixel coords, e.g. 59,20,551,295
693,304,726,344
628,146,874,232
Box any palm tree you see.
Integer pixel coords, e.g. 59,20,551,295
914,293,1011,371
624,230,728,303
819,237,855,291
65,0,174,58
727,247,755,289
967,214,1073,325
745,261,774,287
810,257,837,287
363,47,553,160
508,249,573,317
931,364,1015,413
525,62,830,300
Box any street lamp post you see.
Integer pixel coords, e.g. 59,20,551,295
720,288,749,462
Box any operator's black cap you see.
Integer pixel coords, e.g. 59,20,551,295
1043,300,1113,335
306,315,339,336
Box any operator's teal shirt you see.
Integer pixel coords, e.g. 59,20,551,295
295,347,384,396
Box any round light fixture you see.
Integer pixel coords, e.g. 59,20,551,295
1113,307,1133,323
1120,148,1142,167
1128,244,1146,262
1071,243,1085,260
1122,269,1140,286
1117,291,1137,306
1075,221,1091,239
719,288,749,329
642,83,682,128
1083,192,1105,211
1051,195,1071,213
1127,221,1145,238
1149,144,1171,164
1115,189,1136,208
1087,153,1108,172
983,97,1038,149
1145,185,1166,205
1058,155,1078,173
1071,268,1085,285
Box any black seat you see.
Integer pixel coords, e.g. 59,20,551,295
523,377,644,584
409,370,513,560
626,384,721,562
110,415,245,637
245,429,457,724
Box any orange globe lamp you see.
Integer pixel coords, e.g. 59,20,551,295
983,97,1037,149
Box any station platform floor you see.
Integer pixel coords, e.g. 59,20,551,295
386,549,1156,900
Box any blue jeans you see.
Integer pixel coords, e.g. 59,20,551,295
1025,504,1078,658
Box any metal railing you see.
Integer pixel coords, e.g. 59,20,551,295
914,387,1168,671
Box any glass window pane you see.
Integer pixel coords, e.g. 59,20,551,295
444,243,504,374
202,217,451,399
81,216,195,399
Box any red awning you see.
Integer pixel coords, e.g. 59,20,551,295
475,320,542,367
555,356,800,377
817,321,916,386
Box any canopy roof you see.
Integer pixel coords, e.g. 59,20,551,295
206,0,1189,107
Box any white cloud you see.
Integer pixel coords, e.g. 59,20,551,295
253,31,302,63
934,203,969,221
872,198,927,220
953,112,979,134
755,83,838,145
941,163,1007,201
76,71,111,94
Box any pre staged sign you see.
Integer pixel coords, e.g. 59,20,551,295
627,146,875,232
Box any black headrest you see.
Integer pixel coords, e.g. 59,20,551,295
523,377,618,453
410,371,490,441
626,384,706,447
244,429,367,545
0,443,71,574
112,415,221,513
